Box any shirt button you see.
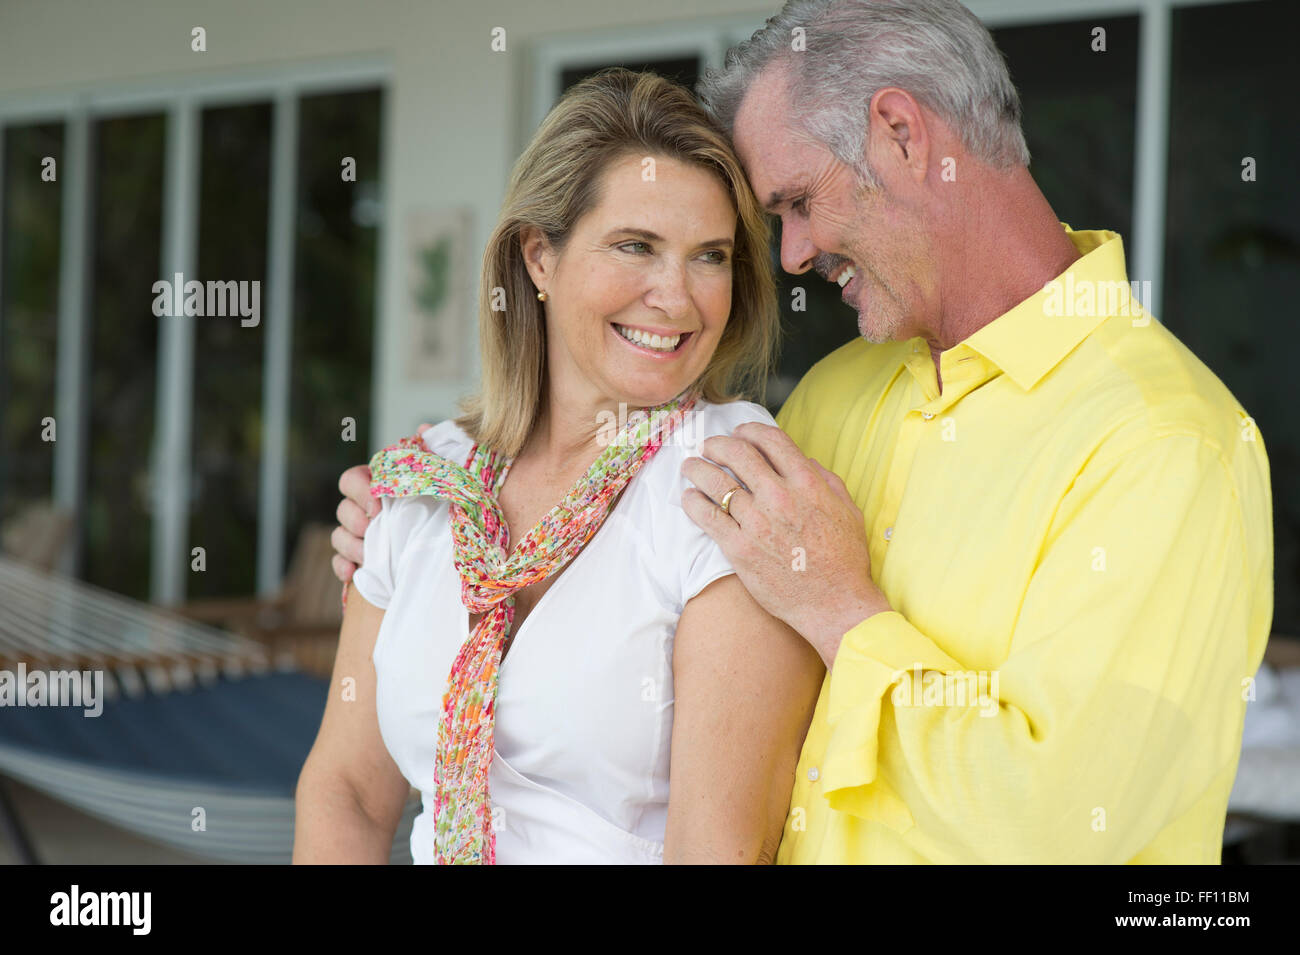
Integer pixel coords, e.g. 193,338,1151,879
808,767,820,782
921,412,934,420
884,527,893,541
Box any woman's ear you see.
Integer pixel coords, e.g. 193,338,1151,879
520,226,557,293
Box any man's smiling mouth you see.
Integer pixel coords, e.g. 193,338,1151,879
831,262,858,287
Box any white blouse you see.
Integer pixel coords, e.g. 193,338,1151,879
351,398,778,864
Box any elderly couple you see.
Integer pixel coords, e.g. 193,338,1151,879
294,0,1273,865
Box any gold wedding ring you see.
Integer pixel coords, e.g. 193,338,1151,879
719,486,742,516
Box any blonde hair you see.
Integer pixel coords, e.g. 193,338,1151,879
456,68,779,456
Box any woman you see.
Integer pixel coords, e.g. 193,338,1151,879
293,69,824,864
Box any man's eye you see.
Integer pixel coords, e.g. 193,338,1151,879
619,241,651,254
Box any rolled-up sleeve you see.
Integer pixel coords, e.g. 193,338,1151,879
819,432,1272,862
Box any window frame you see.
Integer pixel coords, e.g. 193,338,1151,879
526,0,1263,328
0,55,391,603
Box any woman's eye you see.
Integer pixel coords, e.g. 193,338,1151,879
791,197,808,215
701,250,729,265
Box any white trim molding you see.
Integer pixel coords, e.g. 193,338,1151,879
53,104,92,576
256,91,299,597
152,98,201,606
1131,0,1172,319
0,55,391,124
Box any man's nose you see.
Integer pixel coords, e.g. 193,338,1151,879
779,217,817,276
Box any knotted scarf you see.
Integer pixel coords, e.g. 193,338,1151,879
361,388,698,864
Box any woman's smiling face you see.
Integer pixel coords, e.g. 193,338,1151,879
523,152,737,411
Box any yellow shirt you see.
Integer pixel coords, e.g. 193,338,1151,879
774,228,1273,864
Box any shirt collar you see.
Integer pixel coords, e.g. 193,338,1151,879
937,226,1138,392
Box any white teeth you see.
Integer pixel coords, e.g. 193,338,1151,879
836,265,857,288
616,324,681,352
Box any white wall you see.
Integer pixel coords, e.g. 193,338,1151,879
0,0,775,441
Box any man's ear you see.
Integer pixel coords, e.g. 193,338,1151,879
520,225,558,292
867,87,930,183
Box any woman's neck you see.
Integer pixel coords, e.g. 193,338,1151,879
519,388,636,474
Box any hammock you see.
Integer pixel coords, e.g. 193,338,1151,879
0,556,416,863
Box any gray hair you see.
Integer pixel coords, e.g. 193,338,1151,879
697,0,1031,185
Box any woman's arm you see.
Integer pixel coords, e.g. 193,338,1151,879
665,574,826,864
293,589,411,863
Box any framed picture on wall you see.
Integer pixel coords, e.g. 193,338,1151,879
404,205,472,382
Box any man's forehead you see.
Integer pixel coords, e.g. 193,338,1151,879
732,67,797,207
733,66,792,144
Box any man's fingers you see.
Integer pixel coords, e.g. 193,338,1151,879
680,456,751,521
331,553,356,584
339,464,376,516
811,459,855,508
337,497,371,538
331,522,366,567
681,487,744,546
731,422,808,476
694,434,780,497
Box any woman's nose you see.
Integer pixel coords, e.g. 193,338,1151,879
645,260,691,319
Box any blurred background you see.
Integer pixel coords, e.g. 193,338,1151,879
0,0,1295,863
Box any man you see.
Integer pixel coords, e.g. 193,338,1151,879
333,0,1273,863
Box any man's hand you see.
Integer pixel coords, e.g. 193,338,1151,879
331,422,434,583
680,422,892,667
